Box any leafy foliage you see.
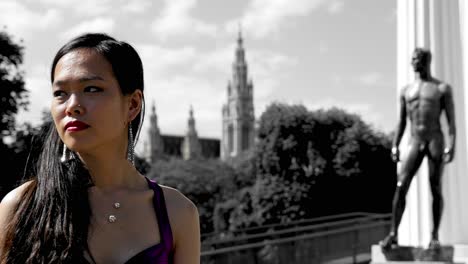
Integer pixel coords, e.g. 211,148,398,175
234,103,396,227
0,121,45,199
147,158,241,234
0,30,28,137
151,103,396,236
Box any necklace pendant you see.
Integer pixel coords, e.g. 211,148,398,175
108,215,117,223
114,202,121,209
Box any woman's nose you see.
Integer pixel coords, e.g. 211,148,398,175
66,95,85,116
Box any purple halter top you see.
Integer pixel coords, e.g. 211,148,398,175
86,177,174,263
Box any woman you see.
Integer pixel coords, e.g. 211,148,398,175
0,33,200,263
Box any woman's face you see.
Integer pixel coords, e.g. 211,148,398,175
51,48,132,154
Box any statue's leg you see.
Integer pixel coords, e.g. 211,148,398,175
392,140,426,234
428,134,444,247
381,139,425,248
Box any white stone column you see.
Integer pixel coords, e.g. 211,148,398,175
397,0,468,246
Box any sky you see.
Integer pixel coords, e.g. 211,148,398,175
0,0,397,154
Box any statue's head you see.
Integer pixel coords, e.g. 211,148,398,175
411,48,431,73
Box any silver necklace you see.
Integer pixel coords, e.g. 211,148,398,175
108,202,121,223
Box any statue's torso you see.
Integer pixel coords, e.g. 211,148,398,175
404,81,444,140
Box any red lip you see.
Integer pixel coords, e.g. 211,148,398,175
65,120,90,132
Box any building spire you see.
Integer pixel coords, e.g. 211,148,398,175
237,22,243,46
150,100,158,125
222,27,255,160
187,104,197,134
149,99,163,163
189,104,194,119
235,23,246,65
182,104,202,160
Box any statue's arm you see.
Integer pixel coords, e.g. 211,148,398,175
443,84,456,154
393,88,407,149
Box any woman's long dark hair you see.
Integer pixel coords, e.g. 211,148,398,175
1,33,145,263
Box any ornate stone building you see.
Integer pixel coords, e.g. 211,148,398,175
148,103,220,161
148,102,164,163
147,31,254,162
181,106,202,160
221,30,255,160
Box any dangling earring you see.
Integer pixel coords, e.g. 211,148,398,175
127,122,135,165
61,143,69,162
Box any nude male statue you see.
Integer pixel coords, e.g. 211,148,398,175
380,48,456,250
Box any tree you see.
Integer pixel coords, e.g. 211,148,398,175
213,151,257,233
252,103,319,225
0,121,44,199
231,103,396,227
147,158,239,234
224,148,257,189
0,28,28,198
0,29,28,137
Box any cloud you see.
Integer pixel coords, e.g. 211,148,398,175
0,1,63,40
318,40,329,53
29,0,74,5
16,64,52,126
60,17,115,40
121,0,152,13
385,8,397,24
192,46,232,75
226,0,327,38
193,43,297,78
249,51,298,78
151,0,217,40
192,44,297,120
138,74,226,148
30,0,153,16
327,0,344,14
134,43,198,79
331,73,343,86
304,98,385,130
254,78,280,106
132,38,296,144
357,72,383,86
190,44,296,117
31,0,110,16
131,43,226,140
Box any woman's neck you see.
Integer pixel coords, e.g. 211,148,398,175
78,149,142,192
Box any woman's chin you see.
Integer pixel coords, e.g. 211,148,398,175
65,143,92,154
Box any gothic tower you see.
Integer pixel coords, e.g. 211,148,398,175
182,106,202,160
221,29,255,160
149,101,164,163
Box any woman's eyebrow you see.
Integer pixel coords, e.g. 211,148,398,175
53,75,105,87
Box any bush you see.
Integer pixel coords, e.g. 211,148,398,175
147,158,238,234
232,103,396,227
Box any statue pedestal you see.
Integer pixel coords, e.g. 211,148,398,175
371,244,468,263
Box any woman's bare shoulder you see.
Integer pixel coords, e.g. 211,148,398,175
0,180,35,222
0,180,34,209
159,185,199,245
159,185,198,215
0,180,34,243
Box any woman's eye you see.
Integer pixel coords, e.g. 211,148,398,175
85,86,103,93
53,90,66,97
